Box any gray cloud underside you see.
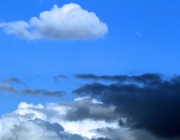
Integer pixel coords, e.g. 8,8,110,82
55,97,119,122
0,83,65,97
0,3,108,40
73,73,180,139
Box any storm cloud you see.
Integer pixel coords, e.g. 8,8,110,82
73,73,180,139
0,3,108,40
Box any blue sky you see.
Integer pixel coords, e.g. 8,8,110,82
0,1,180,140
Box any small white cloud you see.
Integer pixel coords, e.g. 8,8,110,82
0,3,108,40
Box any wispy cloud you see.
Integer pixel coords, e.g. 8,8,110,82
0,83,65,97
53,75,68,82
0,3,108,40
135,32,143,36
2,77,28,88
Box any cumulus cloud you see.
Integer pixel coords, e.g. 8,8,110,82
14,98,119,138
73,73,180,139
0,115,88,140
1,73,180,140
0,3,108,40
1,96,175,140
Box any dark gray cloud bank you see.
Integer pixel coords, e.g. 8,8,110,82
74,73,180,139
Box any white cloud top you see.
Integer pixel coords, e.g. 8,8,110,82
0,3,108,40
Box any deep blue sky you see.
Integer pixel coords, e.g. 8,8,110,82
0,1,180,139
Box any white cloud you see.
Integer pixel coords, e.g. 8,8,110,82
14,98,119,138
0,3,108,40
0,98,170,140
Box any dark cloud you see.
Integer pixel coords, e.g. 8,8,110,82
75,74,128,81
73,73,180,139
75,73,162,85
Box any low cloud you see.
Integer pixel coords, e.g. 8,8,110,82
0,3,108,40
0,116,88,140
1,96,174,140
73,73,180,139
13,99,119,139
57,97,119,122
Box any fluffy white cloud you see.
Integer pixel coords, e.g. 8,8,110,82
14,98,119,138
0,115,89,140
0,3,108,40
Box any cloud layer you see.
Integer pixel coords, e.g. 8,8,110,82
74,73,180,139
0,94,177,140
0,3,108,40
0,98,120,140
1,73,180,139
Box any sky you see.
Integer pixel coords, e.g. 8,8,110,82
0,0,180,140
